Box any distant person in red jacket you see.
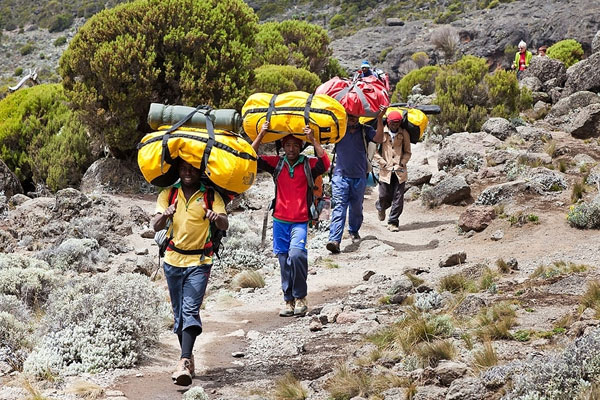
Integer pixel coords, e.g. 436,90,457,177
252,123,330,317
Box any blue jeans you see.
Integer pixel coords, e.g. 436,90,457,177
329,175,367,243
164,262,211,334
273,220,308,301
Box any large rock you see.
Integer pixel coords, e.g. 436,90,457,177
522,56,567,87
80,158,153,195
413,386,447,400
565,103,600,139
434,361,469,386
519,76,543,92
476,180,543,205
0,159,23,198
563,52,600,97
437,132,500,170
481,118,517,141
547,91,600,119
445,377,488,400
407,164,433,186
515,126,552,142
422,176,471,207
439,251,467,268
458,205,496,232
593,30,600,54
53,188,92,221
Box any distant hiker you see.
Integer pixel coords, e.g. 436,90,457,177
151,159,229,386
374,111,412,232
538,45,547,57
252,123,330,317
512,41,532,78
326,105,385,254
359,60,373,78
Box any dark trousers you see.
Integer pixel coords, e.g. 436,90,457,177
376,174,406,226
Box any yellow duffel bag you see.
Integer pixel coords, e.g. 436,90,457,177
242,91,347,144
137,125,257,194
360,106,429,144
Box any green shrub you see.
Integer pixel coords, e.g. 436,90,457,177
19,43,35,55
253,64,321,93
392,65,440,102
411,51,429,68
23,273,170,376
60,0,258,155
14,67,23,76
329,14,345,29
0,83,91,190
434,55,531,133
567,197,600,229
547,39,584,68
0,311,31,371
53,36,67,47
48,13,73,33
255,20,334,80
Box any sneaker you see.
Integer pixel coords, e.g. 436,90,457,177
171,358,193,386
387,223,400,232
349,232,361,243
279,300,295,317
378,209,386,221
326,241,340,254
294,297,308,316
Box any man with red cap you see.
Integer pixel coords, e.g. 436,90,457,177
252,122,330,317
374,110,412,232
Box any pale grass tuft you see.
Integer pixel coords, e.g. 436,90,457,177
475,302,516,340
473,341,498,371
231,270,265,290
211,292,243,310
274,372,307,400
496,258,510,274
20,377,49,400
356,348,383,367
325,364,371,399
66,380,104,400
579,280,600,318
439,273,476,293
530,261,588,279
405,272,424,287
414,339,456,367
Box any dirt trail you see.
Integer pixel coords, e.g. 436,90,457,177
112,184,591,398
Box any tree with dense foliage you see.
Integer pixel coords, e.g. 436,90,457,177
255,20,344,81
392,65,440,102
253,64,322,94
434,55,531,133
547,39,584,68
0,84,91,191
59,0,258,155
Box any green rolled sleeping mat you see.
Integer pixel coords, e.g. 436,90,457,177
148,103,243,131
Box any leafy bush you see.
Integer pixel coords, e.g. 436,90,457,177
255,20,334,81
219,214,272,270
547,39,584,68
0,84,91,190
253,64,321,93
59,0,258,155
434,56,531,133
329,14,345,29
53,36,67,46
14,67,23,76
392,65,440,102
38,238,105,272
19,43,35,55
48,13,73,32
0,311,31,371
0,254,58,308
567,197,600,229
23,273,170,376
411,51,430,68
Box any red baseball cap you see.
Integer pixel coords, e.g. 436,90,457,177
387,111,403,122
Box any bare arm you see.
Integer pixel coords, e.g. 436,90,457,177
205,210,229,230
151,197,178,231
305,125,325,158
251,121,269,153
372,105,387,144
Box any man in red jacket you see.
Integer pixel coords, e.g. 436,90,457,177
252,122,330,317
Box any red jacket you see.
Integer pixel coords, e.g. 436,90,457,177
258,154,330,223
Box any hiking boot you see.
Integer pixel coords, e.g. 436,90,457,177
378,209,386,221
326,241,340,254
171,358,193,386
279,300,295,317
189,354,195,378
349,232,361,243
387,223,400,232
294,297,308,316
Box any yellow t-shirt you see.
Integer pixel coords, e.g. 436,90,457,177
155,186,226,267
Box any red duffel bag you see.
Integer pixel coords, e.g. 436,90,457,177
315,75,390,117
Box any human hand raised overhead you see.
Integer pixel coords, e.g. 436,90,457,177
304,125,315,144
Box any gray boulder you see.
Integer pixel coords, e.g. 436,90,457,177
527,167,567,192
445,377,488,400
548,91,600,119
593,30,600,54
422,176,471,207
9,194,31,207
549,87,564,104
515,126,552,142
523,56,567,87
53,188,92,221
586,164,600,186
565,103,600,139
563,52,600,97
437,132,500,170
458,205,496,232
386,18,404,27
476,180,543,205
413,386,446,400
481,118,516,141
0,159,23,198
454,295,487,317
434,361,469,386
407,164,433,186
520,76,542,92
532,92,551,104
439,251,467,268
80,158,152,195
